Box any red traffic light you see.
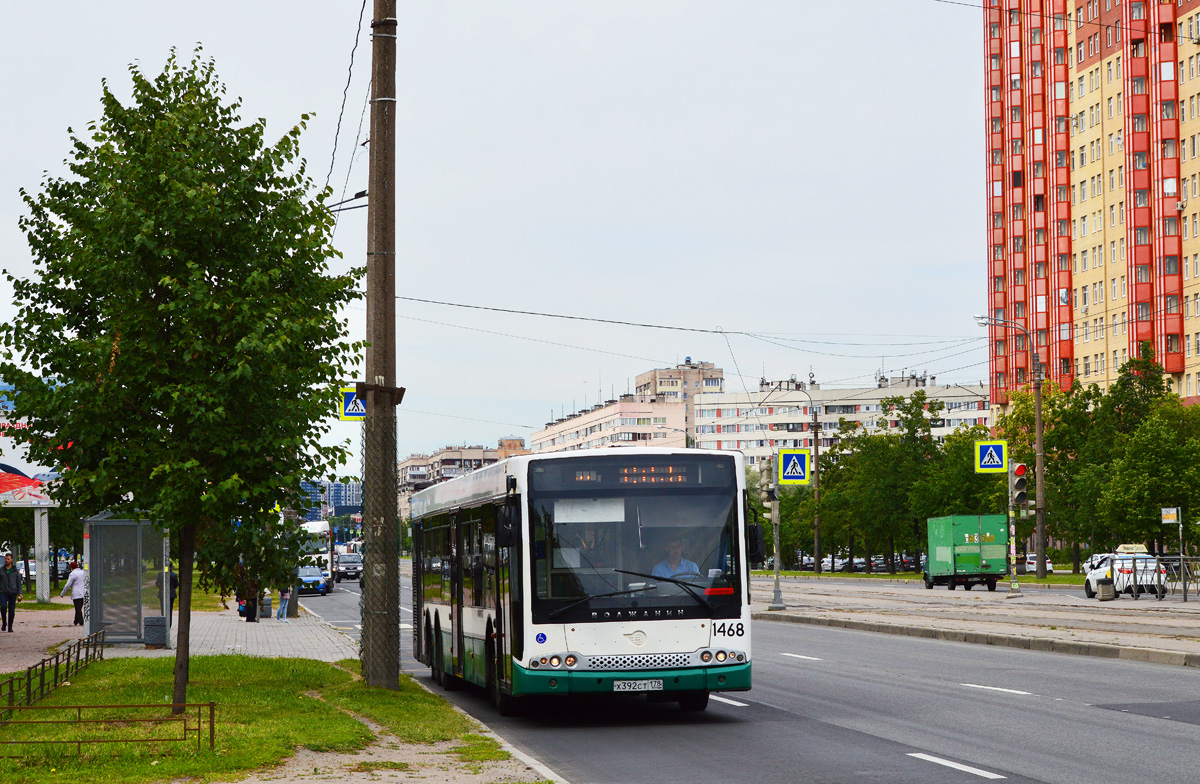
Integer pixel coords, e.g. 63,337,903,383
1012,463,1027,477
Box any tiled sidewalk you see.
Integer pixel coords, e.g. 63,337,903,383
105,604,358,662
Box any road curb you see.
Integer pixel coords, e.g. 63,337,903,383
752,611,1200,669
409,669,569,784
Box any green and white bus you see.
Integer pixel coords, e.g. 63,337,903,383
411,448,763,714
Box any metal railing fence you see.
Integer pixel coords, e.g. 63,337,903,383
0,630,105,716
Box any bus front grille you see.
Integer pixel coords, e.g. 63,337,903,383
585,653,691,670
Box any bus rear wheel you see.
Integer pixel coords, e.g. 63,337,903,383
678,691,709,712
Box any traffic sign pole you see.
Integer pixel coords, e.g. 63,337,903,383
1006,464,1021,597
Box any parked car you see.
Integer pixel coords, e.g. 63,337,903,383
15,561,35,580
1024,554,1054,574
1082,553,1113,572
297,565,328,595
1083,555,1167,598
870,555,888,572
334,553,363,582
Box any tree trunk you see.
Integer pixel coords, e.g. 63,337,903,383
889,534,896,573
172,522,195,714
864,535,872,573
847,532,854,573
1072,541,1081,574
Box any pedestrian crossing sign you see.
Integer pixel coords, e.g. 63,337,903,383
974,440,1007,473
777,448,811,486
339,387,366,421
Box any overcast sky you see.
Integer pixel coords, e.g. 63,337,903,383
1,2,986,473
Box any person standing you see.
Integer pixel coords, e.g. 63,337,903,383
276,586,291,622
60,561,87,626
156,565,179,615
0,553,23,632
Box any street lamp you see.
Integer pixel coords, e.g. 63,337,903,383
975,314,1048,581
654,424,692,448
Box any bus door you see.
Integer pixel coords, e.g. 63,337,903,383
451,514,465,676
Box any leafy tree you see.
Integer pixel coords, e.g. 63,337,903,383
1100,399,1200,547
909,424,1006,521
1,51,361,709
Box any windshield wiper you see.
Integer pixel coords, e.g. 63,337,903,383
548,584,658,620
612,569,714,614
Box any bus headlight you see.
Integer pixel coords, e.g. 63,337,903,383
715,651,727,662
565,655,577,667
700,650,712,663
550,656,561,667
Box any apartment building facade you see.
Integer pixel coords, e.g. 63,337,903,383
986,0,1200,405
529,396,687,453
397,439,529,519
634,359,724,437
694,378,992,464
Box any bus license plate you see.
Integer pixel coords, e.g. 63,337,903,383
613,679,663,692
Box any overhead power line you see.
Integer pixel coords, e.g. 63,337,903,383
323,0,370,195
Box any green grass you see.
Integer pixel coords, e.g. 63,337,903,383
14,598,74,611
323,659,475,745
452,733,510,763
752,569,1087,584
0,654,487,782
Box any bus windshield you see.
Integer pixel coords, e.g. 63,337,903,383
527,454,742,623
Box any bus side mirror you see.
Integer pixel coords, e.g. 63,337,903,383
748,523,766,563
497,496,520,548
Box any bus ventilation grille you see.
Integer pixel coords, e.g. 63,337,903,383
587,653,690,670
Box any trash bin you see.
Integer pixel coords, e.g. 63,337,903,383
145,615,168,648
261,594,272,618
1097,577,1116,602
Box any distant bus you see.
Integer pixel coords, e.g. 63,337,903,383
411,448,761,714
300,520,333,584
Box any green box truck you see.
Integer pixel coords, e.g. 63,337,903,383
923,515,1009,591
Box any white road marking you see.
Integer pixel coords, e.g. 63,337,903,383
907,753,1006,780
401,623,413,630
400,606,413,614
960,683,1033,696
781,653,823,661
710,695,749,707
340,588,361,596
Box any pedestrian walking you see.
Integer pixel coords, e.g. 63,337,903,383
155,565,179,615
60,561,87,626
276,586,291,622
0,552,23,632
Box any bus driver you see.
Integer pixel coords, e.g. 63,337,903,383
652,534,699,579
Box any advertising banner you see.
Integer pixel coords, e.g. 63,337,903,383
0,419,60,507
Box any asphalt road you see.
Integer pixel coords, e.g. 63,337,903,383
310,575,1200,784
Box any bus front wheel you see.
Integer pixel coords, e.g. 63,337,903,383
678,691,709,712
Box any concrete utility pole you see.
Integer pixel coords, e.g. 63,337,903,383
361,0,401,690
1033,359,1047,580
811,399,822,575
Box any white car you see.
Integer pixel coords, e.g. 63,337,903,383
1023,554,1053,574
1083,555,1167,598
1082,553,1113,572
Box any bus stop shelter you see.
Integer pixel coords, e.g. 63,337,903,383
83,513,170,645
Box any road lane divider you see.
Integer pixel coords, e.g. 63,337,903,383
781,653,823,661
960,683,1033,695
710,695,749,707
907,753,1006,779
